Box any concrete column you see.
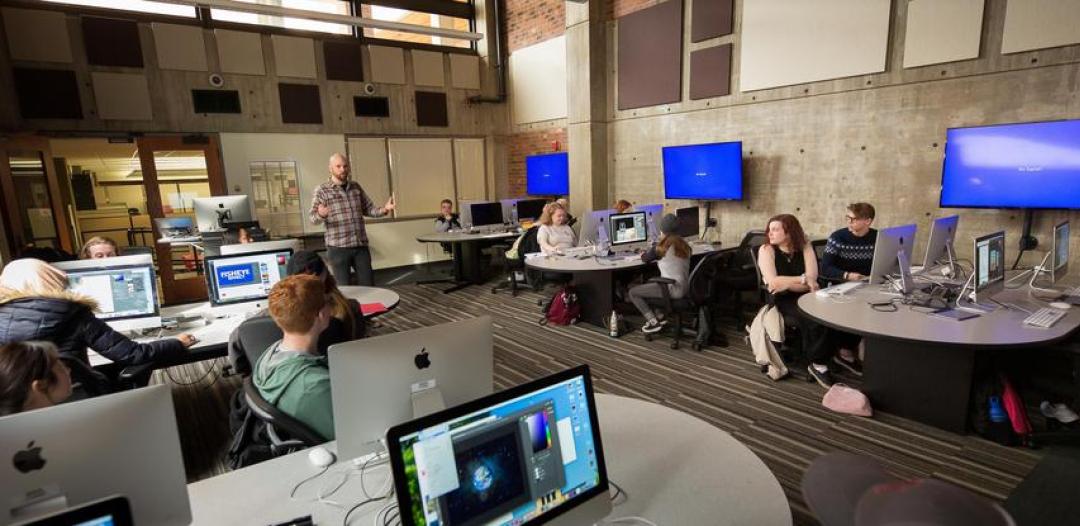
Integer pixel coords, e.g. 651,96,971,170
565,1,609,219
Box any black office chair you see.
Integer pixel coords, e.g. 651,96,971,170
749,243,810,373
713,231,769,327
242,377,328,455
642,251,725,351
811,238,845,287
231,316,283,377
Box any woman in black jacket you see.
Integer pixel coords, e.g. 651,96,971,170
0,259,195,394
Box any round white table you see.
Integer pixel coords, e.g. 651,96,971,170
416,231,521,293
338,285,400,317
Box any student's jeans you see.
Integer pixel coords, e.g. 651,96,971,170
327,246,374,286
628,282,672,322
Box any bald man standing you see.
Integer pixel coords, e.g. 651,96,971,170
310,152,395,286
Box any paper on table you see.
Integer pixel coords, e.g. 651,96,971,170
360,302,388,315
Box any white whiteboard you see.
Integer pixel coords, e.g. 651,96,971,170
739,0,890,92
454,139,486,201
346,137,391,214
388,139,456,217
509,36,568,124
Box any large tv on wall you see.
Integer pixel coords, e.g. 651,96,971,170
940,119,1080,210
526,152,569,196
662,141,743,200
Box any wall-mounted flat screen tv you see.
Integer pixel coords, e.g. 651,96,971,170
662,141,743,200
526,152,569,196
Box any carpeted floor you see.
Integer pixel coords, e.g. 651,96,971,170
153,280,1052,526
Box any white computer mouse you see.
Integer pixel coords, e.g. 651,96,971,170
1049,302,1072,310
308,446,335,468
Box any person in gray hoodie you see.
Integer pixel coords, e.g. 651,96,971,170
254,274,335,441
629,214,691,334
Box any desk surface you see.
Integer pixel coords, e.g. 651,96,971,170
186,394,790,525
88,286,400,367
798,283,1080,347
416,230,520,243
525,244,717,273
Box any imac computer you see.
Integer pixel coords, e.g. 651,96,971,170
0,385,191,525
153,217,196,239
868,224,918,293
1053,220,1070,283
220,238,302,256
328,316,494,461
386,365,611,526
919,215,960,275
676,206,700,240
607,211,648,248
55,255,161,333
637,203,664,241
500,199,522,223
971,231,1006,304
193,195,252,232
469,202,505,229
578,209,614,247
515,198,549,223
204,248,292,317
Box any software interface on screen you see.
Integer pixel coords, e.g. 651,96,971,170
207,251,289,305
156,217,195,236
75,516,116,526
1055,222,1070,270
396,375,600,526
976,234,1005,290
68,266,156,320
608,212,647,246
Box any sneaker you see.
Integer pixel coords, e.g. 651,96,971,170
807,365,834,389
832,355,864,376
641,319,667,334
1040,401,1079,424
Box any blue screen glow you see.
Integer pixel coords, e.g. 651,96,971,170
526,152,569,196
662,141,743,200
940,120,1080,209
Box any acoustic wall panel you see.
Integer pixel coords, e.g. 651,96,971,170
509,36,567,124
369,45,406,84
152,23,208,71
691,0,734,42
739,0,889,92
13,68,81,119
354,96,390,117
411,50,445,87
388,138,456,217
1002,0,1080,54
91,72,152,120
272,35,317,79
215,29,265,75
415,91,448,127
2,8,73,63
278,83,322,124
689,44,732,99
903,0,984,68
324,40,363,81
450,54,481,90
617,0,684,110
453,139,486,201
82,16,143,68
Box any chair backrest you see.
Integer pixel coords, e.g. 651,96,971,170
236,315,284,373
739,229,767,249
519,225,541,256
811,239,827,262
242,377,327,446
686,251,726,305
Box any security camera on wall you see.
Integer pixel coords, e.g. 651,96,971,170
363,82,376,95
208,73,224,87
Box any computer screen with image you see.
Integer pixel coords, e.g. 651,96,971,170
154,217,195,238
387,366,609,526
57,255,161,332
1053,220,1069,283
608,211,647,246
204,249,291,312
975,231,1006,295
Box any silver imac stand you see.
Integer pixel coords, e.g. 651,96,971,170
895,249,915,295
410,379,446,418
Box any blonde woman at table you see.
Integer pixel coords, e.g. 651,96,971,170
537,202,576,255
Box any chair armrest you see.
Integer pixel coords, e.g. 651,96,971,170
117,363,155,389
648,277,676,285
740,263,756,271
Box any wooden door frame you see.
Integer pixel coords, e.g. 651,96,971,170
137,134,226,304
0,135,75,256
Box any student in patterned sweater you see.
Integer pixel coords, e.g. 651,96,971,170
820,202,878,376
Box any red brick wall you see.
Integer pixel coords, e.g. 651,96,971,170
505,0,565,53
608,0,664,21
507,128,567,197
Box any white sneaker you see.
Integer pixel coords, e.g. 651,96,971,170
1040,401,1079,424
641,319,667,334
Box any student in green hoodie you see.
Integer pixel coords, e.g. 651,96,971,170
254,274,335,441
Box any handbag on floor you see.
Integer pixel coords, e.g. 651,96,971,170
541,285,580,326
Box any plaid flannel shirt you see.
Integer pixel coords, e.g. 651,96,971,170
309,178,385,247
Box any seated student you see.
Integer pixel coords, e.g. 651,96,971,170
613,199,633,214
629,214,691,334
224,226,254,245
0,259,196,395
537,203,577,255
80,236,119,259
556,198,577,227
820,202,878,375
254,274,335,440
435,199,461,233
757,214,833,388
0,341,73,416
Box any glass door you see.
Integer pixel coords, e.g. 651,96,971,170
136,136,226,305
0,136,75,262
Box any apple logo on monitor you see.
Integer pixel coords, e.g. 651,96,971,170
13,441,46,473
414,348,431,370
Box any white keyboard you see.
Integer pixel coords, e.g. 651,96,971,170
1023,308,1067,328
816,281,864,297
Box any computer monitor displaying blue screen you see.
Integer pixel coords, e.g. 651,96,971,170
387,365,610,526
204,249,291,310
526,152,569,196
940,119,1080,209
662,141,743,200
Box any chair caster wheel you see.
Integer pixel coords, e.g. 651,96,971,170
671,342,679,350
692,343,702,352
644,334,652,341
